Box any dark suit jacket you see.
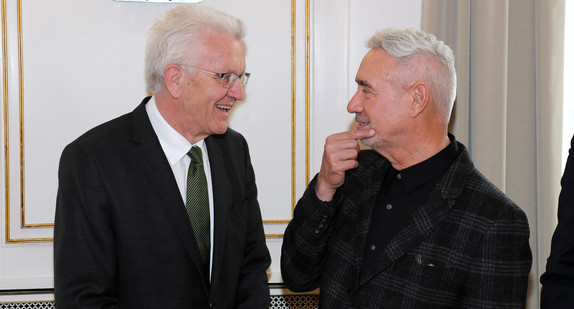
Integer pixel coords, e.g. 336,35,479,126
54,97,271,308
540,134,574,308
281,141,532,308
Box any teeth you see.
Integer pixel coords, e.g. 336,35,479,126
216,105,231,110
359,121,370,126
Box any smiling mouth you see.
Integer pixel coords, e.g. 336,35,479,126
216,104,232,111
358,120,370,126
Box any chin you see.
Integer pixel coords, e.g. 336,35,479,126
360,137,373,148
360,136,381,149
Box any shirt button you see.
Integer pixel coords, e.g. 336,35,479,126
370,244,376,251
415,254,422,264
386,204,393,210
397,173,402,180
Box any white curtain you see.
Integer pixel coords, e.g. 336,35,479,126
421,0,565,307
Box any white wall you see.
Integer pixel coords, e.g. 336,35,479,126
0,0,421,302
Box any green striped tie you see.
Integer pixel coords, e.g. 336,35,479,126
186,146,210,281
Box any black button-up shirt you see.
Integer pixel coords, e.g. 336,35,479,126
361,136,459,277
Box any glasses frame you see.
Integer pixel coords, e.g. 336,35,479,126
179,65,250,89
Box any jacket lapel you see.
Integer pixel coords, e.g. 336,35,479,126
352,157,388,286
130,99,210,292
204,136,232,295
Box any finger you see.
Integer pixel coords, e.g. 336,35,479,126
328,129,373,144
349,128,375,140
324,138,361,158
325,147,360,167
328,159,359,176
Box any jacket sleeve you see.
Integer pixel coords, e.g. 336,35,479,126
54,143,119,308
281,175,338,292
540,134,574,309
461,206,532,308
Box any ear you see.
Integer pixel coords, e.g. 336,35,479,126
164,64,184,99
409,82,429,118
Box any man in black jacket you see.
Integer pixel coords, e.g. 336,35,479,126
281,28,532,308
54,5,270,308
541,134,574,308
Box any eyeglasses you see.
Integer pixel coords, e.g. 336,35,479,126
180,65,250,89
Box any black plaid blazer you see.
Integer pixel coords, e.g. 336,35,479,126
281,141,532,308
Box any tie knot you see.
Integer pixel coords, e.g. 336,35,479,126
188,146,203,164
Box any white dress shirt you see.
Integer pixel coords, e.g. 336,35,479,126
145,96,214,279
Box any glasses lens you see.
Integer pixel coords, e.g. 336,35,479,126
220,73,249,88
240,74,249,87
219,74,231,88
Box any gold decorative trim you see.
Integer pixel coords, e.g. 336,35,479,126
3,0,53,243
264,220,291,224
263,0,310,239
17,0,50,230
2,0,11,243
305,0,310,187
291,0,297,219
263,0,297,228
17,0,50,231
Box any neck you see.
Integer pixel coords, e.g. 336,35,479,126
383,131,450,171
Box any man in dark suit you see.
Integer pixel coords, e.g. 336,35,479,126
54,4,271,308
281,28,532,308
541,134,574,308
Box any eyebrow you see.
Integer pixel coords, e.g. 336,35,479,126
356,79,373,90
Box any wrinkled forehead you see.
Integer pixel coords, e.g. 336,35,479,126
194,31,246,71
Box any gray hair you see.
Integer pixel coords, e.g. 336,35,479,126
145,4,245,94
367,28,456,119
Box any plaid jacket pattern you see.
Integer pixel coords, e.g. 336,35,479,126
281,142,532,308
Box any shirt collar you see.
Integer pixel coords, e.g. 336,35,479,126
395,134,459,194
145,96,205,166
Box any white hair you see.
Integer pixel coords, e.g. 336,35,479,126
145,4,245,94
367,28,456,118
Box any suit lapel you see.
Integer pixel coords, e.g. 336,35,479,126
130,99,210,292
338,151,390,287
204,136,232,294
352,162,386,286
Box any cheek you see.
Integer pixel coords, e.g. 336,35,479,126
363,100,383,119
366,102,392,127
210,89,231,105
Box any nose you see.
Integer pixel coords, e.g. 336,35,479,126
347,91,363,114
226,81,245,101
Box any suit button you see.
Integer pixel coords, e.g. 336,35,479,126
209,302,213,308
